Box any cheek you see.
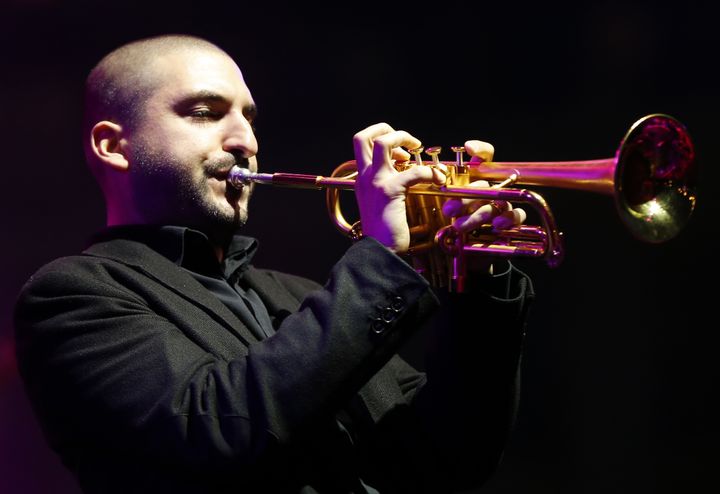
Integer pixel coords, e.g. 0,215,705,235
166,138,209,164
163,142,212,180
132,119,222,180
144,117,216,157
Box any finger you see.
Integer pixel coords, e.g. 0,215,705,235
492,208,527,231
442,199,463,217
441,179,492,217
390,146,412,163
442,196,494,217
371,130,421,174
465,140,494,163
392,164,446,191
353,122,395,143
352,122,396,170
452,213,482,232
469,179,491,188
453,201,524,232
452,201,503,232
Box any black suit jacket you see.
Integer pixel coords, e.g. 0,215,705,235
14,232,534,493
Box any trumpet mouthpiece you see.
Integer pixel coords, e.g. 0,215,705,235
227,166,253,190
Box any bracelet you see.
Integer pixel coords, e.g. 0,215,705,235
348,221,364,242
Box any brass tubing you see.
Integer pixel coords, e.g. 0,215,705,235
226,113,698,289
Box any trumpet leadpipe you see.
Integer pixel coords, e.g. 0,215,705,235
228,167,355,190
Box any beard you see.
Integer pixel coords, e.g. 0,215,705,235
129,141,253,239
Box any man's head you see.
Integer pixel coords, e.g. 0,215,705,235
83,34,258,240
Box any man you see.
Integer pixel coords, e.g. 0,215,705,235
14,34,534,493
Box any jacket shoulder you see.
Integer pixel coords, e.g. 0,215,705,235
19,253,120,289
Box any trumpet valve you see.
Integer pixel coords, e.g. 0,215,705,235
425,146,442,165
450,145,468,174
425,146,450,179
408,146,425,167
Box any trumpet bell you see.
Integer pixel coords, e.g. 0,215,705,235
615,114,698,243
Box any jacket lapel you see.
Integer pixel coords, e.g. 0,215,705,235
83,238,262,346
242,267,303,330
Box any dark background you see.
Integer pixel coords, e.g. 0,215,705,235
1,1,717,492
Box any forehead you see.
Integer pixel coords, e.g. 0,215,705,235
148,49,254,105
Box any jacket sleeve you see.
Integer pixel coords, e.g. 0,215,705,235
348,260,535,492
13,237,438,475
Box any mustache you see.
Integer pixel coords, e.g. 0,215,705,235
205,155,251,177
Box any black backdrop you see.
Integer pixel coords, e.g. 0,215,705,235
1,1,718,493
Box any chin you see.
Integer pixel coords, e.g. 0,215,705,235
192,182,250,232
211,198,249,229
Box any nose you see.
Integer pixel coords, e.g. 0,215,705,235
222,110,258,158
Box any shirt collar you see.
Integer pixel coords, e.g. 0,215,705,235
88,225,259,280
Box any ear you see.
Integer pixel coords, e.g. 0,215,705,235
89,121,129,171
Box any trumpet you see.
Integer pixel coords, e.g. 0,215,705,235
228,114,697,292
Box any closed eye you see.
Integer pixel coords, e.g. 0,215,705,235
189,108,223,120
175,90,231,121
